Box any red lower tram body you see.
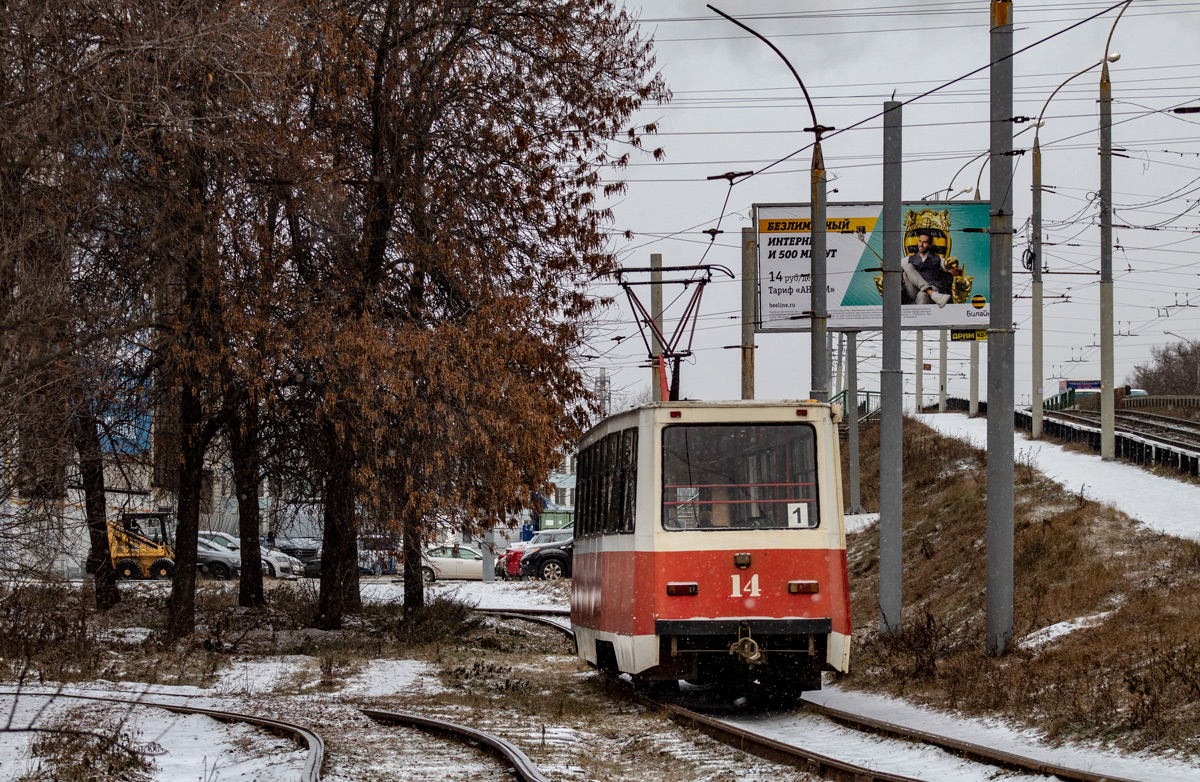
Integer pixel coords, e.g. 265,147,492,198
572,539,851,691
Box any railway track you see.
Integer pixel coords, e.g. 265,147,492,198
0,609,1161,781
3,684,547,782
0,688,324,782
478,608,1147,782
1048,408,1200,451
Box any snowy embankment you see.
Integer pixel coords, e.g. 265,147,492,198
914,412,1200,542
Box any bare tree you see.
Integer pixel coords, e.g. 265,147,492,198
1127,340,1200,396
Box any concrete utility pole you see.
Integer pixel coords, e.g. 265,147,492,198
598,368,610,417
939,329,948,412
1031,54,1118,438
836,333,845,397
810,133,830,403
847,331,862,514
741,229,756,400
879,100,903,634
914,331,923,412
970,341,980,416
1032,127,1044,437
1099,2,1132,458
986,0,1015,656
651,254,663,402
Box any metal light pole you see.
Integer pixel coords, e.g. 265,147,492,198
709,4,833,402
1031,55,1119,438
1100,1,1132,460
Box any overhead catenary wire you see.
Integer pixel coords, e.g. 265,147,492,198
588,1,1200,398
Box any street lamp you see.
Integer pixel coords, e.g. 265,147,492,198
1163,330,1200,394
709,4,833,402
1030,54,1119,439
942,123,1041,205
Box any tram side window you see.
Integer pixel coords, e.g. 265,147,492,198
602,433,619,534
620,428,638,533
662,423,820,531
576,428,637,537
577,446,594,537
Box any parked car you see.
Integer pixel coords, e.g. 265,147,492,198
421,543,485,582
198,530,303,579
274,537,323,577
520,529,573,580
196,537,241,580
499,542,527,579
504,529,572,580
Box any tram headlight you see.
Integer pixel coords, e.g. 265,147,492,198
666,582,698,596
788,580,819,594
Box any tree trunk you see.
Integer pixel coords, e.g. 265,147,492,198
230,402,265,607
167,381,205,641
71,388,120,611
317,439,360,629
402,504,425,614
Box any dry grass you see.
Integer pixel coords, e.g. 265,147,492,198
842,416,1200,754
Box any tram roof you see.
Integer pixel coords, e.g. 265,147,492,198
583,399,840,442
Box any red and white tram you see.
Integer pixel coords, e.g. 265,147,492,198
570,400,851,694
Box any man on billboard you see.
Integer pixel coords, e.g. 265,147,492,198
901,231,953,307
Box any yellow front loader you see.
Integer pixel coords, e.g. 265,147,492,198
107,511,175,579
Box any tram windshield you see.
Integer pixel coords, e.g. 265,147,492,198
662,423,819,531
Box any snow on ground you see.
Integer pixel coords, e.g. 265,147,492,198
802,685,1200,782
729,703,1059,782
0,692,305,782
1018,611,1115,651
845,512,879,534
360,576,569,610
915,412,1200,541
340,658,442,697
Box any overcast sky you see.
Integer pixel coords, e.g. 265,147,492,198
586,0,1200,410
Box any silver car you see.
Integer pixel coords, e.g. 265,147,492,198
196,537,241,580
421,543,485,582
198,530,303,579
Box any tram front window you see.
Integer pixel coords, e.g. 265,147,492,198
661,423,819,531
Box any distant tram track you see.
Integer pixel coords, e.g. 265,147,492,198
479,607,1146,782
1047,409,1200,452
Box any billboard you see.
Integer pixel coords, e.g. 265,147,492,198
755,201,992,331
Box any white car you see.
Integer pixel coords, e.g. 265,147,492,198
421,543,485,582
198,530,303,579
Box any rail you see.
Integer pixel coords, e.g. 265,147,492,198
363,708,548,782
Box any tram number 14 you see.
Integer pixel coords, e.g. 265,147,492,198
730,573,761,597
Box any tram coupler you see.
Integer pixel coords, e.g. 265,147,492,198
730,625,763,663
